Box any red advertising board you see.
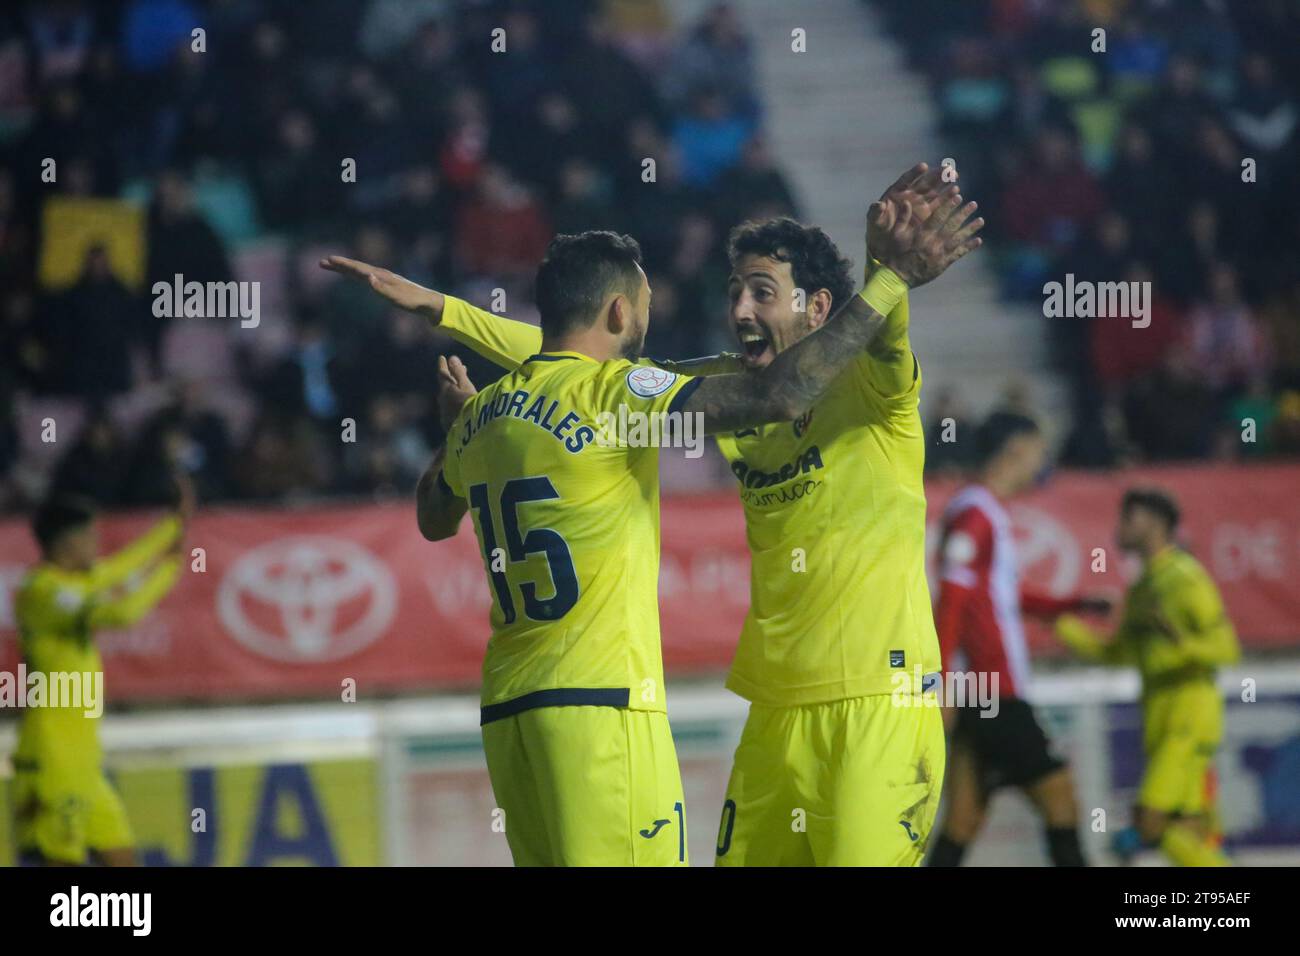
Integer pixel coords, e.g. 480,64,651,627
0,464,1296,703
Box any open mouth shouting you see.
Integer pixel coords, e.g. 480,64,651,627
737,324,774,367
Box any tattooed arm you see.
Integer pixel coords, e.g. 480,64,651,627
682,294,891,434
682,187,983,436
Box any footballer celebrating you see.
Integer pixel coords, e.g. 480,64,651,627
328,163,978,865
12,479,192,866
1053,489,1240,866
351,182,982,866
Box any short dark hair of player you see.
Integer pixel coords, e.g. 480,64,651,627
32,494,98,554
1121,487,1180,533
974,411,1040,466
534,231,644,338
726,217,855,317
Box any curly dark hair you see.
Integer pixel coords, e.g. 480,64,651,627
726,217,855,315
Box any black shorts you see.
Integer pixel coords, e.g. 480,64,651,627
955,697,1065,792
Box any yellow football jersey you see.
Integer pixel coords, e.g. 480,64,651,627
441,295,741,377
14,517,181,777
440,349,700,720
1057,547,1238,818
440,295,939,706
1057,546,1239,686
713,355,939,705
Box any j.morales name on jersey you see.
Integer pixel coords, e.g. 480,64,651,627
459,388,596,454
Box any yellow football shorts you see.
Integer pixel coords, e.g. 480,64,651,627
1138,682,1224,816
481,705,687,866
12,768,134,864
715,692,946,866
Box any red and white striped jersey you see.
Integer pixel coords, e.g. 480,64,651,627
934,484,1081,700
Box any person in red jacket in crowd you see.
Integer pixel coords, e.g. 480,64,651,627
927,412,1110,866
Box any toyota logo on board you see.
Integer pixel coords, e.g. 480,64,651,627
217,536,397,662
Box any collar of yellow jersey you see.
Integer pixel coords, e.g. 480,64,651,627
522,350,597,363
1147,544,1179,572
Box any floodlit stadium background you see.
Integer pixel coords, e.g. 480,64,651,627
1,0,1299,865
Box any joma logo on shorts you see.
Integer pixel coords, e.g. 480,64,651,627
639,819,671,839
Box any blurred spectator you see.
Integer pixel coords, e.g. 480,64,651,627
714,136,799,226
29,0,94,82
230,411,333,502
122,0,200,74
256,306,341,422
360,0,447,61
2,291,48,393
1002,126,1104,251
47,245,139,398
1123,345,1219,461
661,3,760,120
254,110,333,232
144,170,235,373
550,158,621,236
1138,55,1219,164
1224,375,1277,460
671,85,755,190
454,164,551,281
1089,262,1183,390
321,225,395,360
437,85,490,191
563,13,664,146
122,384,233,504
1185,265,1270,394
48,410,129,506
1228,53,1297,158
341,394,432,498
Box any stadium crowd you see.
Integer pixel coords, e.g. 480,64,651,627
3,0,1297,514
873,0,1300,467
0,0,795,511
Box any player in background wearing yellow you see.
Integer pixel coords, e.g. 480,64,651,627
12,478,192,865
1054,488,1240,866
324,163,982,866
389,199,981,866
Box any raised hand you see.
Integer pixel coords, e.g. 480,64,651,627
169,470,197,556
873,187,984,288
1078,594,1116,616
319,255,442,318
437,355,477,431
867,161,957,264
173,470,196,528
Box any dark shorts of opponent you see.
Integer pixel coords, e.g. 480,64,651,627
955,696,1065,792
